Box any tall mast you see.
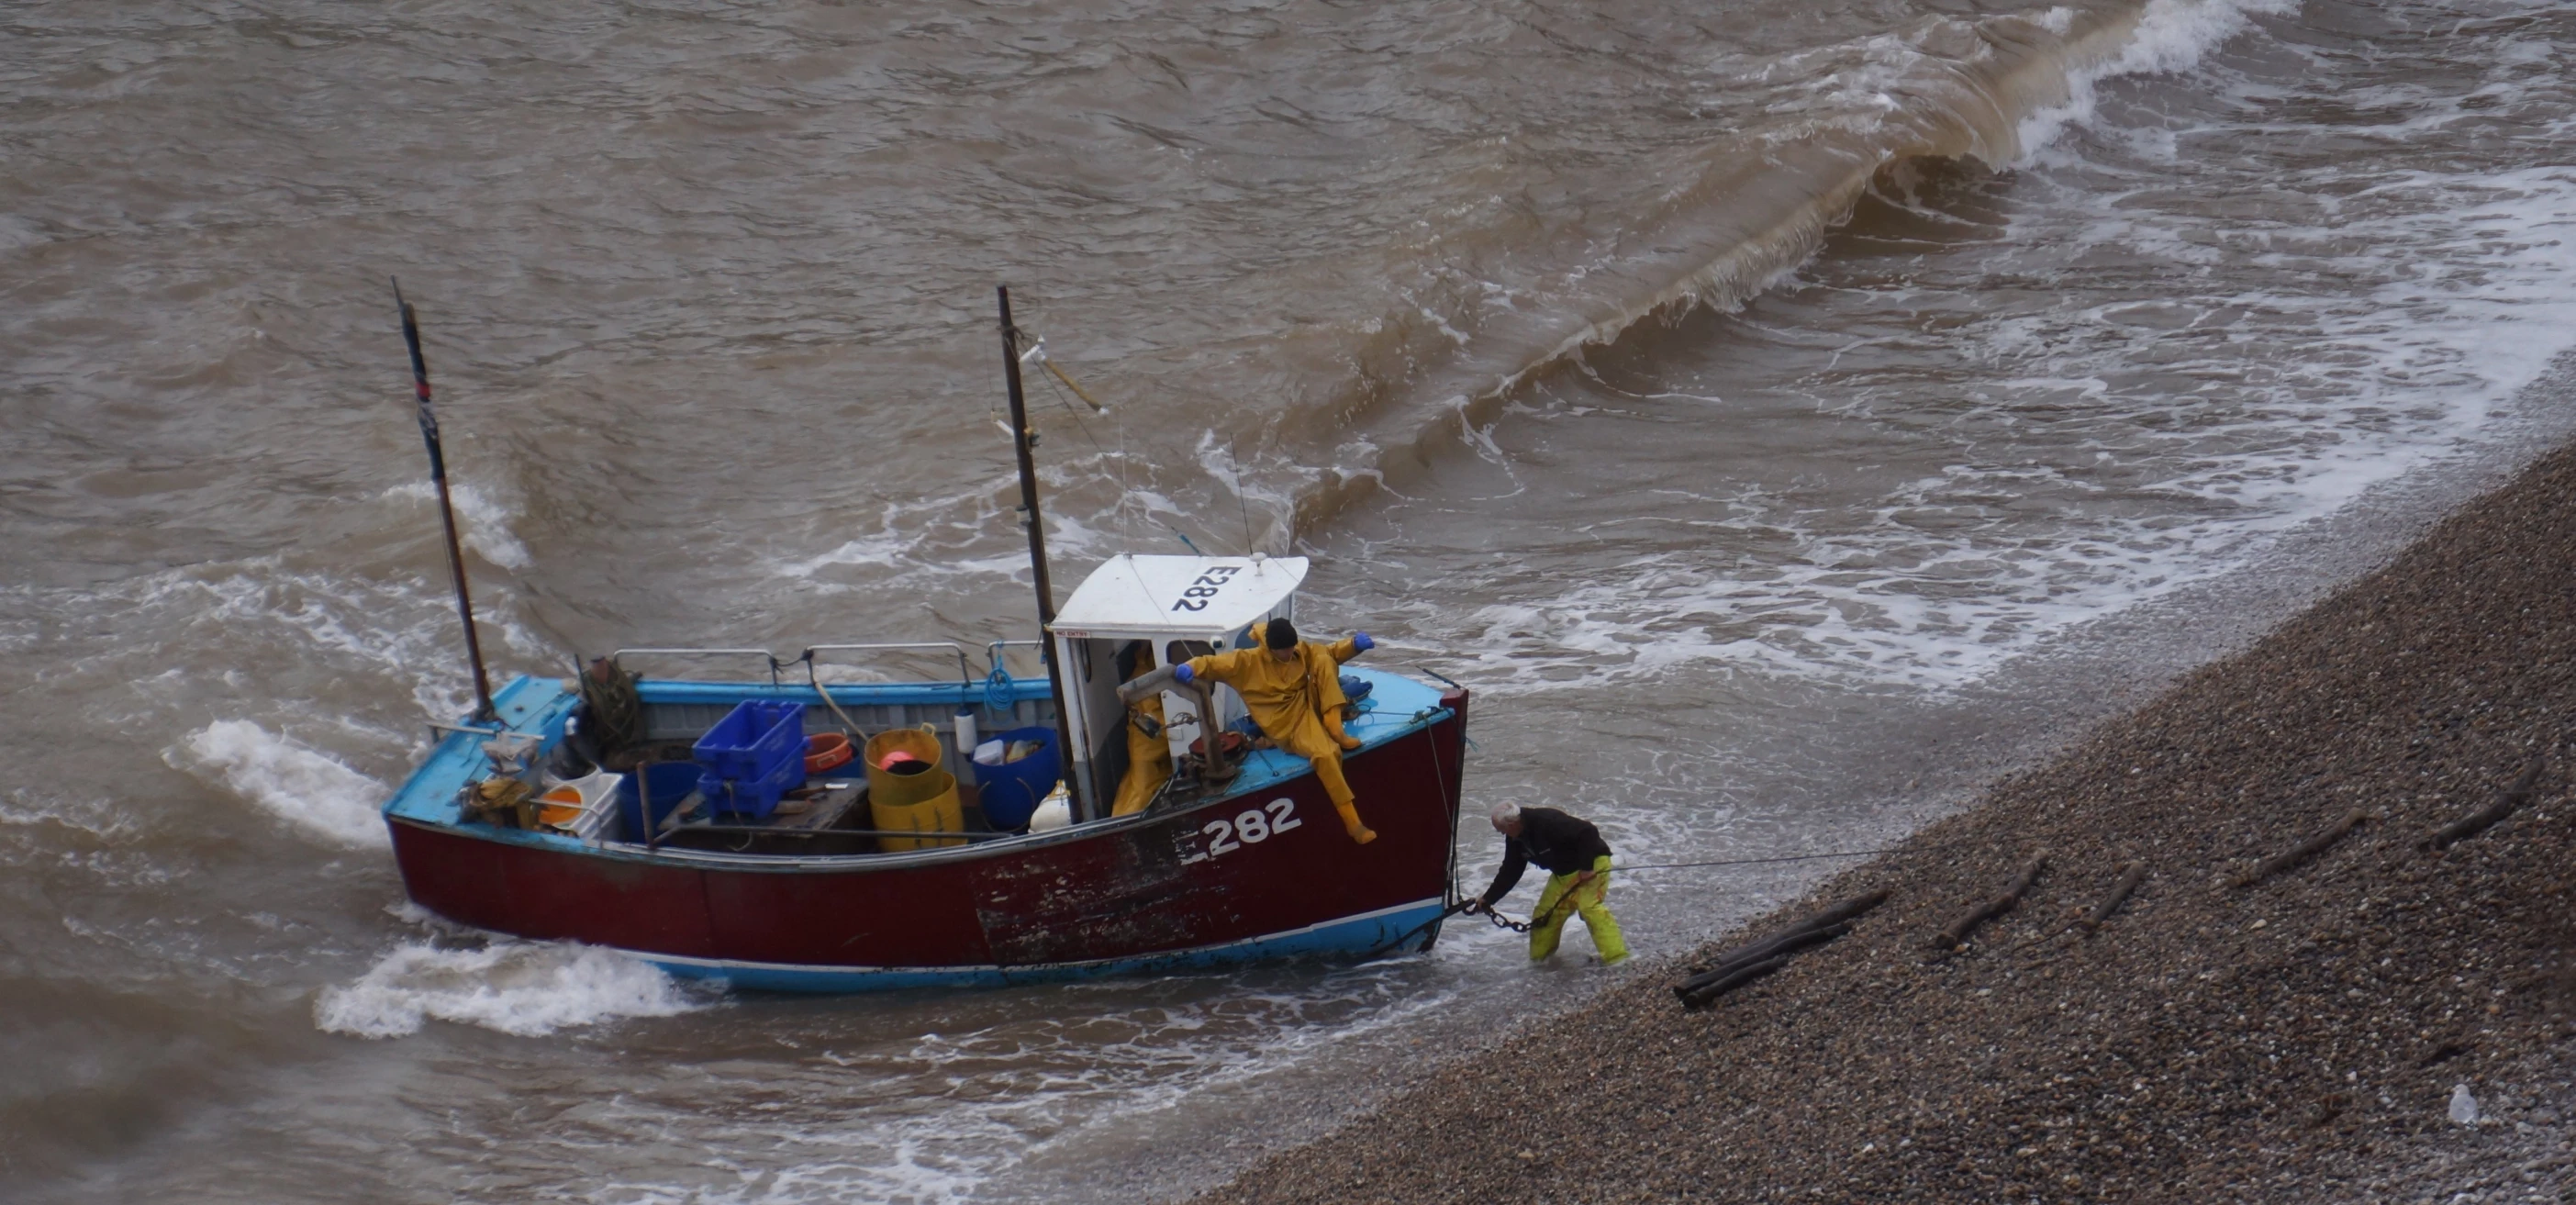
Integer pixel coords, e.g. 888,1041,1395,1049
394,280,497,723
998,286,1082,814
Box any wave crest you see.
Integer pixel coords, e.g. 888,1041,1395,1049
168,719,390,849
315,939,708,1039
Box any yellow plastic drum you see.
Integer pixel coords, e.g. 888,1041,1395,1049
866,725,964,850
871,769,965,851
865,725,945,789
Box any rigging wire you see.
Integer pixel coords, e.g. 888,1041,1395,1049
1363,837,2000,961
1024,334,1143,545
1228,430,1256,556
1610,845,1943,873
1032,355,1113,462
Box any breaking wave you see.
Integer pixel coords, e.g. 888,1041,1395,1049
1271,0,2284,539
315,939,709,1039
385,480,532,570
168,720,390,849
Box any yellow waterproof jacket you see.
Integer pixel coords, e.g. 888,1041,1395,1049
1246,620,1367,745
1250,621,1365,667
1183,641,1350,753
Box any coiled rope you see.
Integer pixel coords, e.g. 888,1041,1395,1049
982,663,1019,714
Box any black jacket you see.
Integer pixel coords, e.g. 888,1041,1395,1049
1478,808,1611,907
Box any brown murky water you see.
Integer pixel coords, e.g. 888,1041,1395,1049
8,0,2576,1199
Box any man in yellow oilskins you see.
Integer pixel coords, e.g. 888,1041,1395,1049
1110,641,1170,817
1247,619,1373,750
1469,802,1627,965
1174,616,1377,844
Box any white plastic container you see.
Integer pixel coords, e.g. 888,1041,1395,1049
535,770,624,841
1028,780,1074,831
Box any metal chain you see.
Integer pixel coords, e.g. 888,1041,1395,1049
1481,908,1533,934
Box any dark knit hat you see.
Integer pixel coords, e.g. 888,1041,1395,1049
1264,616,1299,650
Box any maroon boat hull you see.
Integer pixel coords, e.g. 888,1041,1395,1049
390,690,1469,989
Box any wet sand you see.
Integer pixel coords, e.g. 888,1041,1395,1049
1195,441,2576,1203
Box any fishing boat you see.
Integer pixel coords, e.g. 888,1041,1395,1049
376,287,1471,991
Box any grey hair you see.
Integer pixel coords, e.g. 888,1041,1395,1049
1488,802,1522,829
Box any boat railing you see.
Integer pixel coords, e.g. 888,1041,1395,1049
987,639,1045,679
610,642,986,689
611,647,786,685
798,642,976,689
428,720,508,739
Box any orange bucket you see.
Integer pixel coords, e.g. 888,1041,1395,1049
536,787,587,829
805,731,854,775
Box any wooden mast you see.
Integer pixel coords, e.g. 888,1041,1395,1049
997,286,1085,817
393,280,497,723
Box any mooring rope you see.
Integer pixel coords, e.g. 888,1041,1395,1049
1611,845,1932,873
1360,839,1988,961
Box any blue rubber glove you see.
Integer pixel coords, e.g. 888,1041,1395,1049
1173,663,1196,685
1352,631,1375,653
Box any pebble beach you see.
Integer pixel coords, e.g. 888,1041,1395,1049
1194,441,2576,1203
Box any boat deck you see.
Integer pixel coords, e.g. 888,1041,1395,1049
383,664,1454,868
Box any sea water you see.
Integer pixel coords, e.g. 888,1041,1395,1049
6,0,2576,1199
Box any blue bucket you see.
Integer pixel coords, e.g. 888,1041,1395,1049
974,726,1059,831
619,761,702,839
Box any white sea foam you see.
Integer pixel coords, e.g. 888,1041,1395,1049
69,552,553,730
567,966,1458,1205
1193,430,1299,556
2015,0,2298,156
314,939,708,1039
1398,46,2576,698
385,479,532,568
780,527,914,579
0,786,139,847
168,720,390,849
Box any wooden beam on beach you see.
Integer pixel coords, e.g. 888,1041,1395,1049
2016,859,2151,953
2080,861,2148,934
1682,890,1888,976
2233,809,2369,887
1691,890,1888,972
2425,754,2546,850
1678,954,1794,1009
1931,854,2046,950
1672,891,1889,1009
1675,922,1851,999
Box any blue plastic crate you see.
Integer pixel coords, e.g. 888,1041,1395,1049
692,699,806,818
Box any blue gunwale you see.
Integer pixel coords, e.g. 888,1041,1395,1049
380,666,1455,874
637,897,1450,992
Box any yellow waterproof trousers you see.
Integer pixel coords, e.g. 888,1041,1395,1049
1187,642,1373,842
1276,726,1372,843
1110,713,1171,817
1529,855,1626,964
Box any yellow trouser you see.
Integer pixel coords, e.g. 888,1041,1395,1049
1110,735,1170,817
1529,855,1626,964
1276,727,1371,841
1112,692,1170,818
